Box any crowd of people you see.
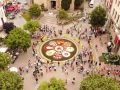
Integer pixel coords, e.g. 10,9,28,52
99,64,120,79
18,24,120,85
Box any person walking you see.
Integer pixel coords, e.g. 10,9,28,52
72,77,75,84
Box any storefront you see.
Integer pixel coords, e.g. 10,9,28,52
106,17,120,54
114,34,120,54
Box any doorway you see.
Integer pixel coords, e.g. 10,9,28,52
51,1,56,9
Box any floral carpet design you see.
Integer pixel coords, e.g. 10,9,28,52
41,39,77,61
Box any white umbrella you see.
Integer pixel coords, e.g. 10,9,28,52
49,12,53,15
9,67,18,72
0,47,8,52
107,42,111,46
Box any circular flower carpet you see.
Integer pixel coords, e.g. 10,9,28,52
40,39,77,61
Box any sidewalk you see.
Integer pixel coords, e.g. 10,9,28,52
8,14,26,28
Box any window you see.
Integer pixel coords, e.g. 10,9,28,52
114,11,117,20
116,15,120,24
118,1,120,7
112,9,115,16
110,0,113,3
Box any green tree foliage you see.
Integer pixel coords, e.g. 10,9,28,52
57,9,68,20
0,52,12,69
38,77,66,90
5,27,31,51
24,20,40,33
89,6,107,27
61,0,72,10
38,82,49,90
80,74,120,90
74,0,84,9
0,71,23,90
29,4,41,17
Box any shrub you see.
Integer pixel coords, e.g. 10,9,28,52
57,9,68,20
29,4,41,17
23,20,40,33
22,11,31,21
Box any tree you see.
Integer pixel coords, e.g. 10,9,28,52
3,22,16,34
40,3,45,11
80,74,120,90
57,9,68,20
0,71,23,90
37,82,49,90
5,27,31,51
89,6,107,28
29,4,41,17
23,20,40,33
38,77,66,90
0,52,12,69
74,0,84,9
61,0,72,10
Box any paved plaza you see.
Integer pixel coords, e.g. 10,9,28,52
10,27,108,90
9,1,111,90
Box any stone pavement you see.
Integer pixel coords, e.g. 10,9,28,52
8,14,26,29
10,31,107,90
9,0,108,90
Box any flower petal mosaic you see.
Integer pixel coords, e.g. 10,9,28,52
41,39,77,61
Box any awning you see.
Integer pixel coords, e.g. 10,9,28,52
0,47,8,52
118,35,120,40
9,67,18,72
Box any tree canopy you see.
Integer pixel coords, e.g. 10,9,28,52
0,71,23,90
0,52,12,69
29,4,41,17
74,0,84,9
57,9,68,20
80,74,120,90
61,0,72,10
38,77,66,90
23,20,40,33
3,22,15,34
89,6,107,27
5,27,31,51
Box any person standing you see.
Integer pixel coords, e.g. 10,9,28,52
32,43,36,56
35,76,38,84
72,77,75,84
28,60,32,68
58,62,60,66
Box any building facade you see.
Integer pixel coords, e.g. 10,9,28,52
105,0,113,12
105,0,120,54
0,1,7,30
32,0,75,10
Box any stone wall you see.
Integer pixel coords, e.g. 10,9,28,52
33,0,48,7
